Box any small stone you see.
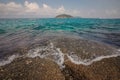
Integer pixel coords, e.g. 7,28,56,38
20,73,23,76
8,78,12,80
41,63,44,66
0,69,4,72
26,60,32,64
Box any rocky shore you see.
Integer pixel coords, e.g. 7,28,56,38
0,36,120,80
0,56,120,80
63,56,120,80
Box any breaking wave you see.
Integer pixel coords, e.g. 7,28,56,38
0,43,120,68
0,55,19,66
67,53,120,65
27,43,65,68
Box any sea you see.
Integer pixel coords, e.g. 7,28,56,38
0,18,120,67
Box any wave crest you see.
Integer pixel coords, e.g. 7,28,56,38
0,43,120,68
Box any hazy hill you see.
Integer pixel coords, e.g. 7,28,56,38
55,14,73,18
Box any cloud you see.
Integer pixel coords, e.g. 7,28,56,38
0,2,23,14
24,1,40,12
43,4,50,9
0,1,119,18
57,6,65,14
0,1,67,18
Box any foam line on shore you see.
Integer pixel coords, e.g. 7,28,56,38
0,43,120,68
67,53,120,65
0,55,19,66
26,43,65,68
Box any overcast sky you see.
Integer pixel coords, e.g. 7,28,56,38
0,0,120,18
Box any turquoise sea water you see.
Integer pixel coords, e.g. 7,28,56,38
0,18,120,60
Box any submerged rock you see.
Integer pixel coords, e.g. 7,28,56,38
63,56,120,80
0,57,65,80
0,56,120,80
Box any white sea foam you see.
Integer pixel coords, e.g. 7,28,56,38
0,55,19,66
26,44,120,67
27,42,65,68
0,43,120,68
118,49,120,52
67,53,120,65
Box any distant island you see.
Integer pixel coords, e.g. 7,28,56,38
55,14,73,18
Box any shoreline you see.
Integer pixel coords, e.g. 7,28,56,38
0,55,120,80
0,36,119,66
0,36,120,80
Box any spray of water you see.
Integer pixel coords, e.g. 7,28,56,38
0,43,120,68
27,42,65,68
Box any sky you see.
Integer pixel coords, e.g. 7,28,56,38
0,0,120,18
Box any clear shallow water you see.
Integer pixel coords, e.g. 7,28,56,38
0,18,120,47
0,18,120,66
